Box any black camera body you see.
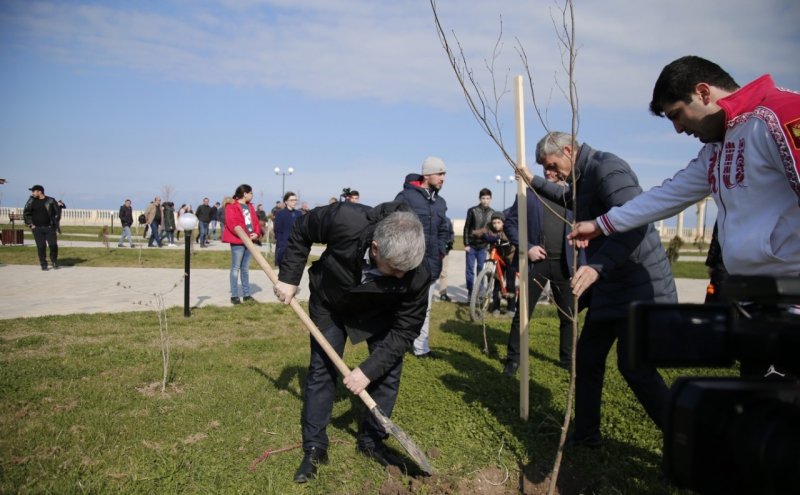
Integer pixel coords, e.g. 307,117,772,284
629,276,800,495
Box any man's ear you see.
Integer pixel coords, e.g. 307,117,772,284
562,144,573,159
370,240,379,257
695,82,712,104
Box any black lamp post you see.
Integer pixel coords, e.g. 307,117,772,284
274,166,294,198
495,174,516,209
178,212,199,317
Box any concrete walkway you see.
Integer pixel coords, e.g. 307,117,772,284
0,240,709,319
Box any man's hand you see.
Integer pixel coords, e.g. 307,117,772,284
528,245,547,262
273,281,297,305
343,367,370,395
571,265,599,297
464,245,471,252
515,164,533,183
567,220,602,248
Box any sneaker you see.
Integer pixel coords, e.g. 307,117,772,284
439,293,451,302
52,262,59,270
242,296,255,303
230,297,241,305
41,265,48,271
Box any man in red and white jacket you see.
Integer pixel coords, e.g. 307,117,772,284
569,56,799,293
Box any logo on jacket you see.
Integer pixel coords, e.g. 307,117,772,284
785,117,800,150
721,139,747,190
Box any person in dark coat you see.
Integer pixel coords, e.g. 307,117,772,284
117,199,135,248
274,191,304,267
393,156,449,358
274,201,431,482
520,131,677,448
22,184,61,270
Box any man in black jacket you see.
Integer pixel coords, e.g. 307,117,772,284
117,199,135,248
194,197,213,247
23,184,61,270
274,201,430,483
519,131,677,448
463,188,494,299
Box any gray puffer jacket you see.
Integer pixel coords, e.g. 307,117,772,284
532,143,677,320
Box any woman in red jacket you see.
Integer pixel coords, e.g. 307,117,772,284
222,184,262,304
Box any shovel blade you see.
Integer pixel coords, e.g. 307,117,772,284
370,405,433,475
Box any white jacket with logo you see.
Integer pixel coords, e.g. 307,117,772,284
597,75,800,277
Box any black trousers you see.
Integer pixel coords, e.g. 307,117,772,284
506,257,574,365
573,316,669,441
301,323,403,451
32,226,58,267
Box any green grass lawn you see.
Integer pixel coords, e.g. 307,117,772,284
1,302,734,494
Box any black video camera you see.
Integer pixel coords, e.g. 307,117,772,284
629,276,800,495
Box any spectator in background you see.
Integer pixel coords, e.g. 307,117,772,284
394,156,449,359
300,201,311,214
145,196,163,248
222,185,261,305
56,199,66,234
463,188,494,299
209,201,220,240
162,201,177,247
256,203,268,241
118,199,135,248
195,197,213,247
274,191,304,267
347,190,360,203
23,184,61,270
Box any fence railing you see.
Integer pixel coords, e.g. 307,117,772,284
3,206,712,242
1,206,144,227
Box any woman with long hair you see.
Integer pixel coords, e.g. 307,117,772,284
222,185,262,304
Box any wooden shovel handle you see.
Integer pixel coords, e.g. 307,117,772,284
233,226,378,409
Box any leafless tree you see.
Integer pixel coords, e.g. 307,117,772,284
161,184,175,203
431,1,579,493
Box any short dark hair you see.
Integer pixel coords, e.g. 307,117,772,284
283,191,296,202
650,56,739,117
233,184,252,200
479,188,492,198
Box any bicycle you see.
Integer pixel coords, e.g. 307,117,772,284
469,244,515,322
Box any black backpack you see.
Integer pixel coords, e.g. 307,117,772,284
138,213,146,225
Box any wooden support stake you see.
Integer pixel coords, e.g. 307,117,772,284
514,75,530,420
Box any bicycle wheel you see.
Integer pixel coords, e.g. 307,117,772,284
470,262,496,322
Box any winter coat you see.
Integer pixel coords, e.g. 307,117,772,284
394,173,449,280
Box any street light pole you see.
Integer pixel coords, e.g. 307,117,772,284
274,166,295,198
495,175,516,209
178,212,199,318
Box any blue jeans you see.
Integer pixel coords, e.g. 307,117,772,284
229,244,251,297
199,221,210,245
148,221,162,247
465,247,488,294
118,226,133,246
210,220,218,240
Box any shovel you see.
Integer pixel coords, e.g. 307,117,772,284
234,226,433,475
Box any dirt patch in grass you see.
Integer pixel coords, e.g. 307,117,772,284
135,381,185,397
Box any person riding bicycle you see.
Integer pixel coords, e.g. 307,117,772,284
472,212,516,315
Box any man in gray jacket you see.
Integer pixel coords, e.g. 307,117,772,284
519,131,677,448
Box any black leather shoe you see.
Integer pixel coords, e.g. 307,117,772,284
41,265,48,271
356,443,404,467
52,262,59,270
230,297,241,305
293,447,328,483
503,360,519,376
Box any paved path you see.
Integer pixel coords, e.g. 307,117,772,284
0,240,708,319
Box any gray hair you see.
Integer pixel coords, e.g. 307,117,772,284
373,211,425,272
534,132,581,164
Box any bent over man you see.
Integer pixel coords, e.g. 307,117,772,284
274,201,430,483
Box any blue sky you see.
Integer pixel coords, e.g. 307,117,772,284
1,0,798,225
